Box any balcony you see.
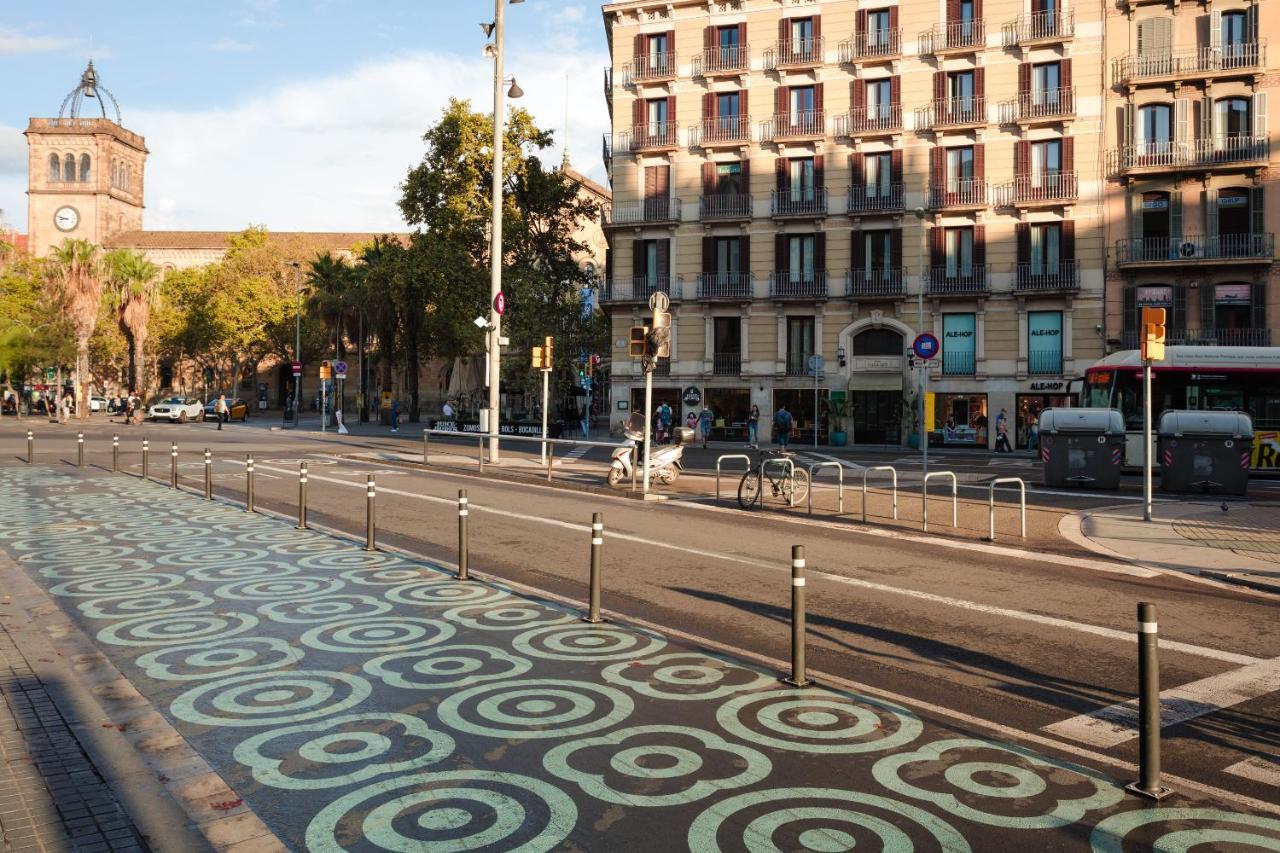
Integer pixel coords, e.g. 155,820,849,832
713,353,742,376
916,97,987,131
929,179,988,211
614,122,680,154
628,51,677,84
839,30,901,63
771,188,829,219
1107,137,1270,175
1015,261,1080,292
766,37,825,70
1116,233,1275,266
601,134,612,165
770,272,829,300
603,68,613,114
846,269,905,298
1000,172,1078,207
926,265,990,296
1120,328,1272,349
941,351,976,376
835,105,903,137
920,20,986,56
998,88,1076,125
1002,11,1074,47
653,357,671,377
848,183,906,214
1028,350,1063,375
786,351,816,376
697,273,754,300
1112,44,1266,87
689,115,751,148
603,197,682,228
762,110,826,142
600,276,676,305
694,44,750,76
699,193,753,222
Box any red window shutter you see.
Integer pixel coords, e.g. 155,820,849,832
779,18,789,41
666,95,676,125
933,70,947,104
974,67,985,99
815,82,824,111
740,158,750,190
813,15,822,41
850,152,866,186
1016,222,1030,264
740,89,749,119
1016,140,1030,178
740,234,751,272
776,157,788,190
974,144,985,181
633,239,646,276
704,26,714,49
930,147,944,190
852,81,866,114
1018,63,1030,97
702,162,716,194
776,233,788,270
738,23,746,46
644,165,658,198
704,93,715,119
890,75,901,108
634,34,644,59
891,229,902,267
775,86,787,116
703,236,715,273
973,0,983,20
930,227,944,268
1062,220,1075,261
890,148,903,183
1063,136,1074,172
665,30,675,53
655,239,670,277
814,151,825,189
888,6,899,30
947,0,960,23
851,228,866,270
633,98,645,132
974,226,986,267
1061,59,1072,90
856,9,868,39
815,232,826,272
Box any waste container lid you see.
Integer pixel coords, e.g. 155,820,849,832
1039,408,1125,435
1157,410,1254,438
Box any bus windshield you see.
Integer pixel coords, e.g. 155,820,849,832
1092,368,1280,430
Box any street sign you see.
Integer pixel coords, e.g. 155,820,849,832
494,291,507,316
44,368,55,381
649,291,670,312
912,333,940,361
807,355,825,375
319,360,332,380
291,361,302,377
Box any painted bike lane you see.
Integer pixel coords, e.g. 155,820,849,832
0,465,1277,851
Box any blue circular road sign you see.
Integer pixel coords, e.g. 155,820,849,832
912,333,940,360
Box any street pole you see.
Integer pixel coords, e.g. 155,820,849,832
813,368,819,449
540,367,550,464
916,210,929,477
1143,361,1153,522
292,261,302,430
487,0,507,464
642,362,654,496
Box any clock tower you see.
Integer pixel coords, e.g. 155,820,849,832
25,62,146,257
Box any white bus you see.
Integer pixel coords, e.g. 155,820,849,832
1082,346,1280,471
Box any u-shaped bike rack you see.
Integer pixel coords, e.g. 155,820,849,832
807,462,844,515
922,471,958,532
716,454,752,501
861,465,899,522
987,477,1027,541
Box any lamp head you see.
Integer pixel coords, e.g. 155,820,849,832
480,21,495,37
507,78,524,99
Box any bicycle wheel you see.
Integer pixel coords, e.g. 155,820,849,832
738,469,763,509
783,468,810,506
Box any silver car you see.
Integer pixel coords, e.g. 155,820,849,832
147,396,204,423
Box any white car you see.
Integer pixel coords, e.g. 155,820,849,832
89,396,108,412
147,397,204,423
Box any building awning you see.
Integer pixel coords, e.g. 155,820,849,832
848,373,903,391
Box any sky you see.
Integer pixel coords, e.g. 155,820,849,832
0,0,610,234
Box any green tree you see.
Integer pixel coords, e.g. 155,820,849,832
44,239,105,418
104,249,162,395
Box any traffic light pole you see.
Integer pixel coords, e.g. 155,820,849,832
1143,360,1153,522
540,367,550,465
642,364,653,496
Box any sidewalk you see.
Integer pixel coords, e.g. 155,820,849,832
1066,500,1280,593
1,462,1278,849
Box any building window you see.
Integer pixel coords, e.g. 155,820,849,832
64,153,76,183
942,313,977,375
1214,97,1250,140
866,79,892,120
1029,223,1062,275
80,154,91,182
1028,310,1063,374
786,316,815,375
790,17,815,47
945,227,975,277
647,98,669,128
1137,104,1172,154
788,234,816,280
1030,140,1062,186
715,162,742,194
853,327,902,356
866,10,892,48
790,85,816,123
1222,11,1248,65
49,154,61,182
1031,62,1061,107
864,229,894,274
788,157,815,201
946,146,974,192
715,237,742,275
949,70,975,108
1214,283,1252,331
1217,187,1251,235
865,152,892,195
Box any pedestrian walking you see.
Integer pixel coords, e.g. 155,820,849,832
442,400,454,420
747,404,760,447
994,408,1012,453
390,398,400,432
215,394,228,431
773,404,793,450
698,404,714,449
656,402,673,445
1026,412,1040,452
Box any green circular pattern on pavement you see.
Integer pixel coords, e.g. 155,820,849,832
1090,808,1280,852
443,603,575,632
514,623,666,661
135,637,302,681
50,572,183,598
97,611,259,647
214,575,345,601
171,670,372,728
385,579,509,607
78,589,213,620
363,645,532,690
258,594,392,623
438,679,634,739
602,653,774,700
717,688,923,754
300,616,455,654
157,547,271,567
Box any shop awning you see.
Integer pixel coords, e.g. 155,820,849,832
848,373,903,391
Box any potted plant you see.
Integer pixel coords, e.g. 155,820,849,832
904,394,921,449
828,396,851,447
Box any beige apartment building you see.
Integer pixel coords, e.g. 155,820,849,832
600,0,1104,449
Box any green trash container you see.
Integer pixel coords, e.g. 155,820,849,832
1039,408,1126,489
1157,410,1254,496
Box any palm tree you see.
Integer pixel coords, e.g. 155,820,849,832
105,249,162,397
45,239,104,419
306,252,353,359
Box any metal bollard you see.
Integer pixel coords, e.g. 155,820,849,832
583,512,604,623
77,432,84,468
457,489,469,580
782,545,812,687
1127,602,1172,799
478,435,484,473
26,430,33,464
170,443,178,489
422,430,429,465
245,454,255,512
142,439,149,480
296,462,308,529
112,434,119,472
364,474,377,551
203,449,212,499
546,443,554,482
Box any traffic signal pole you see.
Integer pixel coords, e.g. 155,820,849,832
1143,361,1153,522
642,362,654,496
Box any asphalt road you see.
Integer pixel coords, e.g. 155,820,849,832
7,415,1278,813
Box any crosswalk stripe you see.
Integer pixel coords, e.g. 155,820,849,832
1224,755,1280,787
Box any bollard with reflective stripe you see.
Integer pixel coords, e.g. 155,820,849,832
782,545,812,687
297,462,308,529
457,490,470,580
170,443,178,488
583,512,604,623
546,443,554,482
112,434,119,472
77,432,84,468
203,449,212,499
245,454,255,512
478,435,484,473
364,475,377,552
1127,602,1173,799
142,439,150,480
26,430,33,464
422,430,429,465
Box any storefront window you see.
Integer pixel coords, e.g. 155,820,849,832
1016,393,1073,450
703,387,751,441
933,393,987,446
1028,311,1063,375
774,388,828,445
942,314,976,375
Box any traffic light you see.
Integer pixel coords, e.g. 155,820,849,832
629,326,648,358
1141,307,1166,362
531,336,554,369
647,310,672,358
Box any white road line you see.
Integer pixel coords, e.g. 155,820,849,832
1224,755,1280,787
1044,656,1280,747
246,460,1259,666
802,452,865,471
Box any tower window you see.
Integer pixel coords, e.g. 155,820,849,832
49,153,61,182
80,154,91,182
64,153,76,182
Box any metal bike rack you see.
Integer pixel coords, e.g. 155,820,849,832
987,477,1026,541
922,471,958,532
716,454,752,501
807,462,844,515
762,457,798,507
861,465,899,523
419,429,630,484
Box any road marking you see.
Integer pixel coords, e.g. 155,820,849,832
798,452,864,471
1224,755,1280,787
246,460,1258,666
1044,656,1280,747
562,445,591,462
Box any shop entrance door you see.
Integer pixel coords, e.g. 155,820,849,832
852,390,902,444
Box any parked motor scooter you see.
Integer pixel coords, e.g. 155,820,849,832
608,413,688,487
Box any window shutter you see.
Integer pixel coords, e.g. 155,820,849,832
1124,102,1135,148
890,75,901,108
891,229,902,267
665,30,675,53
850,152,866,186
1063,136,1074,173
740,89,749,120
1170,190,1184,241
815,82,825,111
891,148,903,183
741,158,751,192
740,235,751,275
702,162,716,194
1201,95,1213,139
852,81,865,114
1200,279,1215,330
1175,99,1190,147
1016,140,1030,178
1252,92,1267,139
776,156,788,190
1060,59,1072,91
644,165,658,198
1136,19,1148,54
973,0,983,20
1252,282,1266,328
1205,187,1219,239
1251,185,1265,234
1016,222,1030,264
814,151,825,189
974,143,985,181
776,233,788,271
933,70,947,103
1062,220,1075,261
1130,190,1144,241
1172,284,1186,330
775,86,787,116
633,98,644,132
930,227,945,268
704,26,714,49
947,0,961,23
738,22,747,45
974,225,986,267
704,93,715,119
1018,63,1031,97
1247,4,1258,42
633,239,647,276
974,67,985,100
815,232,827,273
851,228,867,270
1154,17,1172,54
666,95,676,129
1123,287,1136,334
634,34,644,59
930,147,944,190
1210,11,1221,52
779,17,789,41
703,236,715,273
856,9,868,40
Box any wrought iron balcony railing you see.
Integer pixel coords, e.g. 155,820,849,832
770,272,829,299
697,273,754,300
1107,137,1269,172
1028,350,1063,375
603,197,682,227
600,276,675,304
1000,172,1078,205
929,178,987,209
699,193,753,221
603,68,613,112
998,87,1076,123
1002,11,1074,46
762,110,826,141
835,104,903,136
689,115,751,146
766,37,825,69
712,352,742,375
839,29,901,62
846,268,905,298
920,20,986,55
1015,260,1079,291
771,187,829,218
1112,43,1266,85
1116,233,1274,264
848,182,905,213
926,265,990,295
1120,328,1271,349
694,44,751,76
942,351,976,375
629,51,678,83
916,97,987,130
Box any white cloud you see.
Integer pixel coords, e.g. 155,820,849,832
0,28,79,55
207,38,257,52
128,47,610,233
0,126,26,174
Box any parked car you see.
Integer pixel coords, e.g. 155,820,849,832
147,396,204,423
202,397,249,422
89,396,108,412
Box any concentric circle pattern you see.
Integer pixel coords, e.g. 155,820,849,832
300,616,455,654
1089,808,1280,852
135,637,303,681
602,652,774,699
385,579,509,607
438,679,635,740
513,623,667,662
171,670,372,728
97,612,258,647
50,572,183,598
718,688,924,755
214,575,345,601
442,603,575,632
78,589,213,620
364,645,532,690
258,594,391,623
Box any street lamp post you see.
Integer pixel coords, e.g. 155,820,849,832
913,207,929,478
288,261,302,427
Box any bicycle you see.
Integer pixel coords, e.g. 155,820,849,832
737,449,809,509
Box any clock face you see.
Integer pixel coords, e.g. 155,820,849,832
54,206,80,232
